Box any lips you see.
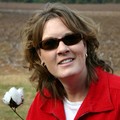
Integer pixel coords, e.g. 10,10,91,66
58,58,74,65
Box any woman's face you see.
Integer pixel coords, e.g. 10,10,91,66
38,18,87,80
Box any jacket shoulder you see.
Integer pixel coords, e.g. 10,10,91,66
107,73,120,90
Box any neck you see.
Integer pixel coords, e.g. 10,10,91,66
64,77,88,102
60,67,88,102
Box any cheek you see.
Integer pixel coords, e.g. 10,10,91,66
40,51,56,66
74,43,87,56
41,54,57,76
74,44,87,64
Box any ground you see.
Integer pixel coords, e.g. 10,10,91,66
0,2,120,75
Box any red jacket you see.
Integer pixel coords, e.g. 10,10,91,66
26,68,120,120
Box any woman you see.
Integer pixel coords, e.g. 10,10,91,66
22,3,120,120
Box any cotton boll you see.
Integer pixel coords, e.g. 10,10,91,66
2,87,25,119
3,87,24,108
17,88,24,103
2,92,11,105
17,88,24,97
9,87,23,105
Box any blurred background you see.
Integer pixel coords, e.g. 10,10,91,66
0,0,120,3
0,0,120,120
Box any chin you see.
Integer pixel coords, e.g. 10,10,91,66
58,70,81,79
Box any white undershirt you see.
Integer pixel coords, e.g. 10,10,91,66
63,98,83,120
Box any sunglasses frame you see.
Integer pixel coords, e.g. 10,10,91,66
37,33,83,50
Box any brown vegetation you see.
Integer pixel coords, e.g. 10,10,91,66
0,3,120,75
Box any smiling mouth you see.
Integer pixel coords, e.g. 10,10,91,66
58,58,74,65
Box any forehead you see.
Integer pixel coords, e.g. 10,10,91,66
42,18,72,40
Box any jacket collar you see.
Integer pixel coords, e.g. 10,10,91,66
40,97,66,120
75,68,114,119
40,68,114,119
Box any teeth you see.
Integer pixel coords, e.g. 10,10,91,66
61,59,73,64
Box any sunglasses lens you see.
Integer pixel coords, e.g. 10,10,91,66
40,38,58,50
64,34,82,45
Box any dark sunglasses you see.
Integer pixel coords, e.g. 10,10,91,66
37,33,83,50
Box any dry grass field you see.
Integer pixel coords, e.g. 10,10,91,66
0,2,120,120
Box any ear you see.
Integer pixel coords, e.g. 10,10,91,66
37,49,44,64
85,46,87,54
37,49,41,58
83,41,87,54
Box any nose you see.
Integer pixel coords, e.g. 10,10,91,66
57,41,70,55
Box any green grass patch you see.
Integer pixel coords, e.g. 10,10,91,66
0,74,36,120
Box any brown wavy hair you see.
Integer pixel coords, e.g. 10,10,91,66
22,3,113,99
